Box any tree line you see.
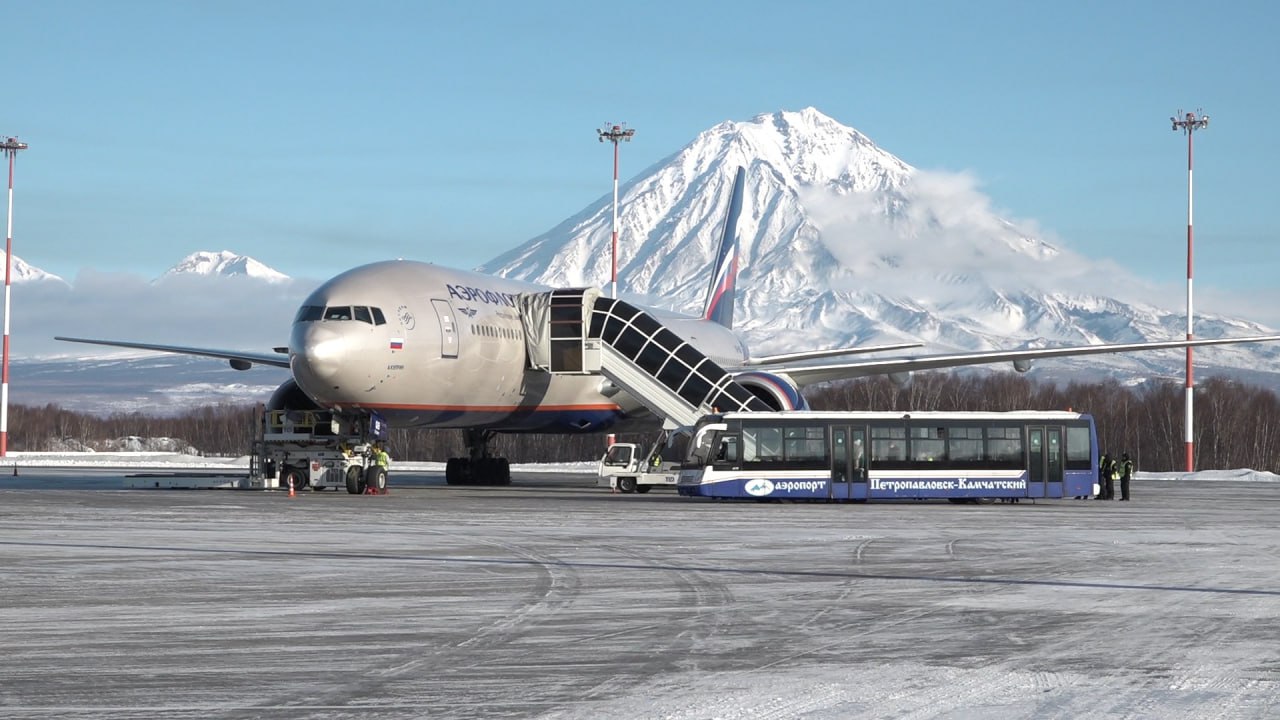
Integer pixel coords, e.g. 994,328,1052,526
9,373,1280,472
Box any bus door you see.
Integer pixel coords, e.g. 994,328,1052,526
1027,426,1065,498
830,426,868,501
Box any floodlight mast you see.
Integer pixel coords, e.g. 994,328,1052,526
1,136,28,458
1170,110,1209,473
597,122,635,298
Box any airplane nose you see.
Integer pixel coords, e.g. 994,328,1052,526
292,323,347,390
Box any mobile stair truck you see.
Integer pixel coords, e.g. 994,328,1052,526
250,408,391,494
596,430,686,494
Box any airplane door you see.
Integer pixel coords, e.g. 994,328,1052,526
430,299,459,359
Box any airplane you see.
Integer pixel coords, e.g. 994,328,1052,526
56,166,1280,485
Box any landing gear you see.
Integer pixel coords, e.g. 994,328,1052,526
444,429,512,486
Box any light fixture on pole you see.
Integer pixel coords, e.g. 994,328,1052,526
1170,109,1209,473
597,122,635,298
1,136,29,458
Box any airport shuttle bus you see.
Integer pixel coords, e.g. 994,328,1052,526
677,411,1098,502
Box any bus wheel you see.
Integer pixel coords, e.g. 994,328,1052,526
617,477,637,493
345,466,365,494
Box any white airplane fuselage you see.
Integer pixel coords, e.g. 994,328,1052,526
289,260,748,433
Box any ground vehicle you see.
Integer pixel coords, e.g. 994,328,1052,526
250,408,389,494
597,433,684,493
678,410,1097,502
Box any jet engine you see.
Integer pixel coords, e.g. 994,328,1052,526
265,379,321,413
731,371,810,411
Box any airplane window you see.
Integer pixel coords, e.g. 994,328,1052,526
354,306,372,324
324,306,353,321
371,307,386,325
295,305,324,323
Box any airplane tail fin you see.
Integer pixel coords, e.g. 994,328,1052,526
701,166,745,329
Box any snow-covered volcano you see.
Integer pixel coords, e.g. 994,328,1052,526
481,107,1280,385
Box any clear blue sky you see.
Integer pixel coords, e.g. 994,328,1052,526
3,0,1279,298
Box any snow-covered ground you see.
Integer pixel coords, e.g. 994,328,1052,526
2,462,1278,718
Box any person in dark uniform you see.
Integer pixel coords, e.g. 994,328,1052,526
1097,452,1113,500
1118,452,1134,501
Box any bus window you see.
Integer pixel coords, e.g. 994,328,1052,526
743,426,783,462
784,426,826,461
871,425,906,464
986,426,1023,464
1065,425,1092,469
716,436,739,463
947,426,983,462
910,426,944,462
686,423,727,466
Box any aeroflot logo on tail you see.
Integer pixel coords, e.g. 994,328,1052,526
447,284,519,307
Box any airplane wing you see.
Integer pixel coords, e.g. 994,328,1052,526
760,335,1280,388
53,336,292,370
743,343,924,366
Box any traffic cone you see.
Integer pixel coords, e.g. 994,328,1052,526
288,477,295,498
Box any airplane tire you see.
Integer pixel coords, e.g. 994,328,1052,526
617,477,637,494
635,485,651,494
345,466,365,494
496,458,511,486
366,466,387,493
445,458,464,485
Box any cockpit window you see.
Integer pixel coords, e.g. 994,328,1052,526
295,305,324,323
299,305,387,324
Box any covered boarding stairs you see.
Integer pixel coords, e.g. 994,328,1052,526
518,288,770,427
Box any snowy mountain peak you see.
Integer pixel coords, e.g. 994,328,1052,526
160,250,289,283
1,251,67,285
479,108,1279,384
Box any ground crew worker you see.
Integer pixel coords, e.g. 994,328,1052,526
1097,452,1113,500
374,444,390,470
1118,452,1133,501
1107,454,1123,500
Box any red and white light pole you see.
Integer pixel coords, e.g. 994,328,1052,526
1,136,28,458
1170,110,1209,472
597,122,635,298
